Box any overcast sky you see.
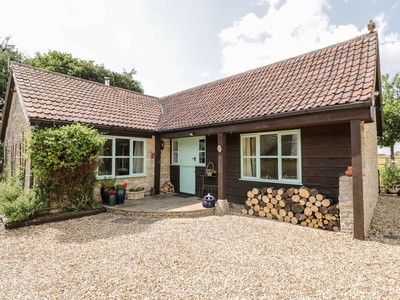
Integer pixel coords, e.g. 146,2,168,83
1,0,399,97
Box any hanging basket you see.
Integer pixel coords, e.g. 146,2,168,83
205,162,214,176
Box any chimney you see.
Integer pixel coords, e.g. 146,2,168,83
104,77,110,86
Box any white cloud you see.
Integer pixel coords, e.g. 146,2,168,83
218,0,397,76
200,72,211,78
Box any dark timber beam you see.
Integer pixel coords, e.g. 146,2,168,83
351,119,364,240
217,132,226,200
154,136,161,194
158,106,373,139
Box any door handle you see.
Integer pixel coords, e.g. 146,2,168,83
192,157,196,161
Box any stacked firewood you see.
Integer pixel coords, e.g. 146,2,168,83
160,181,175,194
242,187,340,231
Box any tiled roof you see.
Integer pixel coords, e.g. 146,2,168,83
11,63,161,131
158,32,378,131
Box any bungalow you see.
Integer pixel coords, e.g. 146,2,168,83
0,32,382,240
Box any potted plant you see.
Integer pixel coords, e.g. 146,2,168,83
108,188,117,206
127,187,145,200
116,183,128,204
99,177,116,205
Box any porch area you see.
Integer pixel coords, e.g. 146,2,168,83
103,194,216,218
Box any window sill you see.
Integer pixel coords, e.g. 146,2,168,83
239,177,302,185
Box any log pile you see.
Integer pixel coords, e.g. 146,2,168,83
160,181,175,194
242,187,340,231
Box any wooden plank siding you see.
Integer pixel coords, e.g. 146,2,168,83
168,123,352,202
170,165,180,193
203,123,352,204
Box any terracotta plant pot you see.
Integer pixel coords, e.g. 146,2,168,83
345,166,352,177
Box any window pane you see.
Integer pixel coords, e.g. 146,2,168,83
98,157,112,175
173,141,178,152
199,139,205,151
132,141,144,156
282,158,297,179
115,158,130,175
243,137,256,156
116,139,130,156
199,152,205,164
260,134,277,156
282,134,298,156
100,139,113,156
132,158,144,174
243,158,256,177
260,158,278,180
173,153,178,163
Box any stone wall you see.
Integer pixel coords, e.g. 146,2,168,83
338,121,379,237
362,121,379,235
3,92,33,189
338,175,353,233
160,138,171,186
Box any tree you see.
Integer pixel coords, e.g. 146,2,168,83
0,36,25,118
378,73,400,160
24,50,143,93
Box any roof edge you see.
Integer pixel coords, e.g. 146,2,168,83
158,100,374,133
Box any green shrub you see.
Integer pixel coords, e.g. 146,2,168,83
381,163,400,191
28,123,105,211
0,182,43,223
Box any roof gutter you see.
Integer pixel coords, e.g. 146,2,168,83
159,100,374,133
28,119,156,137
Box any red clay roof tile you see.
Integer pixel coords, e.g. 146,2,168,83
11,63,162,131
159,32,378,131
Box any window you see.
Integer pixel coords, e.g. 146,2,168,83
171,140,179,164
199,139,206,164
98,136,146,178
241,130,301,183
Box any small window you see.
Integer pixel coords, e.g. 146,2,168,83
241,130,301,183
199,139,206,164
172,140,179,164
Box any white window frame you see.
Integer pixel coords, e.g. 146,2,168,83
98,135,147,178
240,129,302,184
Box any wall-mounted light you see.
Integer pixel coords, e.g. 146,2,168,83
160,139,165,150
189,132,195,136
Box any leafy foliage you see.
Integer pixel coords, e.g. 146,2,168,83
381,163,400,191
378,73,400,159
0,36,25,117
0,180,43,223
28,123,105,211
24,50,143,93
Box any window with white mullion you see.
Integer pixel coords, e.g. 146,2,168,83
241,135,257,178
241,130,301,184
98,136,146,178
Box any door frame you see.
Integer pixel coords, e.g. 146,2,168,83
171,136,206,194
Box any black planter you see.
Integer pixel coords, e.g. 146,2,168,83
116,189,126,204
100,187,109,205
100,187,116,205
109,194,117,206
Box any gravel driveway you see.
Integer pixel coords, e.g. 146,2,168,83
1,200,400,299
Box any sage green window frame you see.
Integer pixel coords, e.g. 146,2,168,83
240,130,302,184
171,140,179,164
98,136,147,178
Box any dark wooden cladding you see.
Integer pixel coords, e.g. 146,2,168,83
207,123,352,204
301,123,351,198
169,123,353,204
170,165,180,193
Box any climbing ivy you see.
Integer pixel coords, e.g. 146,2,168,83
28,123,105,211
